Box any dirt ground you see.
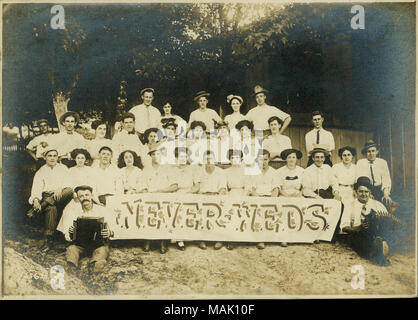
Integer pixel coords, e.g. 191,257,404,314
2,222,416,298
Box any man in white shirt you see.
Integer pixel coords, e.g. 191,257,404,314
27,147,74,250
26,119,55,169
302,148,341,200
305,111,335,167
342,177,403,266
128,88,161,139
53,111,87,168
112,112,147,164
188,91,222,132
245,85,291,137
91,146,123,205
57,185,113,273
356,140,392,209
262,116,292,163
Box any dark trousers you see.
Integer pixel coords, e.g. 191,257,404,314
307,155,332,167
40,187,73,236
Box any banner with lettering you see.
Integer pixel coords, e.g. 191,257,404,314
106,194,342,243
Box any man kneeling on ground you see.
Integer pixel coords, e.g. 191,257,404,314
57,185,113,273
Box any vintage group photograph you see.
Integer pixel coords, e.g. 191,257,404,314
1,1,416,298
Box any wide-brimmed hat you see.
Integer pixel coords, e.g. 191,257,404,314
354,176,373,190
280,148,303,160
309,148,329,157
235,119,254,131
227,94,243,105
361,140,379,155
59,111,80,125
147,145,164,156
194,91,210,102
190,120,207,131
140,88,155,96
161,118,178,129
252,85,269,97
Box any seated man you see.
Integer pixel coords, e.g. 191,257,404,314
57,185,113,273
305,111,335,167
262,116,292,164
91,146,123,205
356,140,392,210
26,118,55,170
302,148,341,200
27,146,74,250
342,177,403,266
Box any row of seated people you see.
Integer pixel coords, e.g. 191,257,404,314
27,139,402,271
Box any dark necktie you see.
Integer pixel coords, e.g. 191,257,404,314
316,130,320,144
244,144,249,155
285,176,298,180
361,204,367,219
369,161,375,185
128,131,135,135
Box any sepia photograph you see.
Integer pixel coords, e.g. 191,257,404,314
1,0,416,300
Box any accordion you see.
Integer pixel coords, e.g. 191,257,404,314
72,217,107,246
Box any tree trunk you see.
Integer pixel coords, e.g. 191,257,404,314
53,92,70,132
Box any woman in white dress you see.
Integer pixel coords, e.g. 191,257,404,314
224,95,246,139
276,148,305,247
234,120,262,174
187,120,208,166
88,121,112,166
117,150,144,194
332,146,357,233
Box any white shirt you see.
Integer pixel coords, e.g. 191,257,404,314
129,104,161,134
245,104,290,131
356,158,391,192
305,128,335,153
53,131,87,157
224,113,246,132
68,166,96,190
142,164,175,193
91,163,123,196
26,133,55,159
111,130,147,164
245,166,278,196
198,166,227,194
276,165,304,197
302,164,338,197
344,199,388,229
262,134,292,160
29,163,70,204
188,108,222,131
57,203,111,241
171,165,201,193
119,166,144,192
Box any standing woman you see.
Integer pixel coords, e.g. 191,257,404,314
332,146,358,233
88,120,112,166
224,95,246,139
160,102,187,138
117,150,144,194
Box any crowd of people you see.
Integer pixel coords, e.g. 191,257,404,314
25,85,403,273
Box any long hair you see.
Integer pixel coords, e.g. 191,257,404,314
117,150,143,169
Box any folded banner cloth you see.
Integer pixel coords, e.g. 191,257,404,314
106,194,342,243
